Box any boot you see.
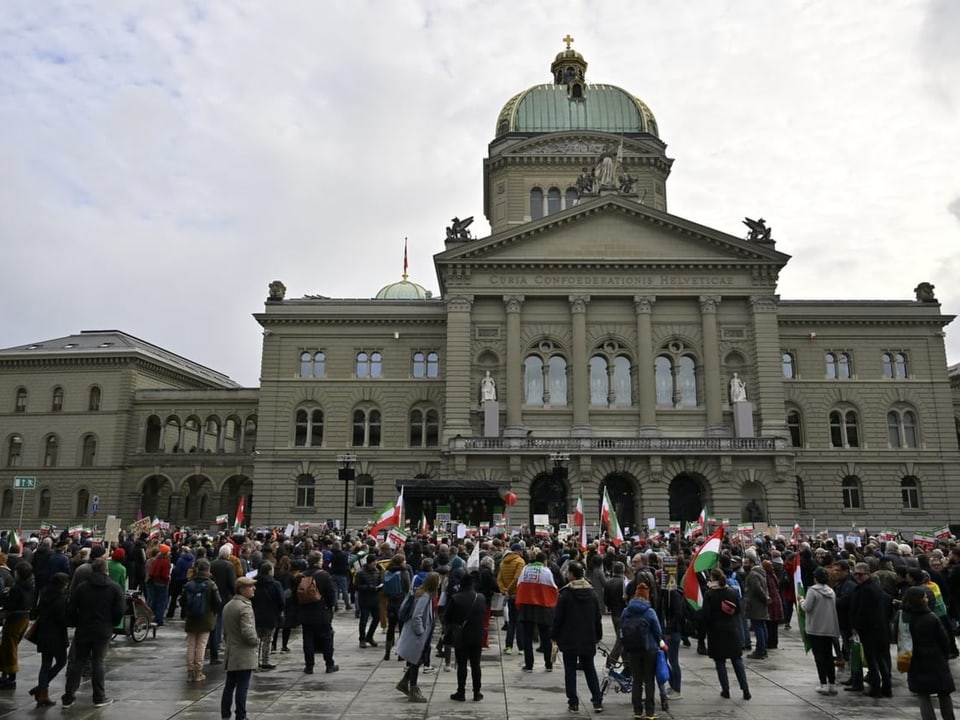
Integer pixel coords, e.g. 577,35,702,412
396,677,410,695
38,688,57,707
383,641,393,661
407,685,427,703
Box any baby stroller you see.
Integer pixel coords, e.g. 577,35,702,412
597,641,669,712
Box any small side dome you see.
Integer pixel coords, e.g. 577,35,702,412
375,278,431,300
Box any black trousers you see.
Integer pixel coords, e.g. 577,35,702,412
454,642,482,693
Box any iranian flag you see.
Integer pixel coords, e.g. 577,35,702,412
698,505,708,533
574,490,584,529
420,512,430,534
369,487,404,535
682,526,724,611
8,529,20,554
790,554,811,652
233,496,246,532
790,522,802,546
600,487,624,547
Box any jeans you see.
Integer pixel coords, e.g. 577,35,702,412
257,627,274,666
210,609,225,657
358,604,378,642
667,630,682,691
519,621,552,669
740,613,750,648
783,599,794,626
220,669,252,720
149,583,169,625
606,616,623,667
561,649,602,707
64,635,109,702
627,649,657,716
301,623,334,670
454,641,482,693
714,656,749,694
38,647,68,689
504,597,518,648
332,575,350,608
750,619,768,654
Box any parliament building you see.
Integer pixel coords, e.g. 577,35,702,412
2,41,959,537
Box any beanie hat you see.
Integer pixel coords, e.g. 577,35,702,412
159,544,171,554
90,545,107,559
510,543,522,552
111,548,126,561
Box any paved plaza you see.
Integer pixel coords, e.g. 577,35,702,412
1,610,956,719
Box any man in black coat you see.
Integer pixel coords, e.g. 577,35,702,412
297,551,338,674
444,573,488,702
552,561,604,713
849,562,893,698
61,558,124,708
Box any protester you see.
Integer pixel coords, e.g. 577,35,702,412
167,544,195,620
297,551,339,674
0,561,36,689
251,561,284,670
620,581,662,719
382,554,410,661
182,558,222,682
61,558,124,708
549,561,603,713
444,572,487,702
210,543,238,664
108,548,128,591
30,571,70,706
496,543,526,655
221,576,259,720
272,555,297,653
356,554,382,649
703,569,751,701
515,550,558,673
742,554,769,659
901,586,956,720
396,571,440,703
850,561,893,698
801,566,841,695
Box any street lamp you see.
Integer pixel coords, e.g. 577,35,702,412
337,454,356,533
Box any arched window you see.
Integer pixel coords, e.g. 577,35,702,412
81,434,97,467
52,386,64,412
901,476,921,509
352,409,382,447
412,351,438,378
829,409,860,448
88,386,101,411
44,435,59,467
786,409,804,447
15,388,27,413
838,353,852,379
841,475,863,509
409,408,440,447
38,488,51,517
547,187,562,215
590,356,609,405
883,352,909,379
354,474,374,508
300,351,326,378
0,489,12,518
530,187,544,220
825,353,837,378
796,476,806,510
523,343,568,406
782,352,796,379
589,342,633,407
76,488,89,516
294,408,324,447
369,352,382,378
296,474,315,508
524,356,544,404
548,356,568,406
613,356,632,407
656,342,699,407
887,408,918,448
356,352,369,377
6,436,22,467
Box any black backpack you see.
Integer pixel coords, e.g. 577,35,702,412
620,608,653,652
182,579,209,620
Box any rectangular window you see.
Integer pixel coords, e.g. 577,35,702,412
296,485,315,508
355,485,373,508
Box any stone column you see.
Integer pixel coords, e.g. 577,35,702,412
503,295,525,437
634,295,657,436
570,295,591,436
699,295,724,435
442,294,475,443
750,295,787,436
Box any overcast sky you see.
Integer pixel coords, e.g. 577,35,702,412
2,1,958,387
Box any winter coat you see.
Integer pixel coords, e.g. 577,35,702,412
252,574,285,630
182,572,221,634
296,568,337,628
833,573,857,632
905,608,956,696
515,562,558,626
355,564,382,608
743,565,770,621
67,572,124,643
618,597,661,653
553,578,604,655
222,594,259,672
396,594,436,665
765,568,784,622
171,552,195,582
33,583,69,656
850,576,892,643
496,551,526,596
702,585,743,660
800,583,840,637
444,588,487,646
210,558,237,605
604,575,628,619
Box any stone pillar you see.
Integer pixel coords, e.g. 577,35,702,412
634,295,657,436
569,295,591,436
750,295,787,436
168,492,183,525
503,295,525,437
442,294,475,443
699,295,724,435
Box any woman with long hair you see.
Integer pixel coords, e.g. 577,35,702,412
395,572,440,703
702,568,751,701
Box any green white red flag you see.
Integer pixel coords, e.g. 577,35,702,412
600,487,624,547
420,512,429,534
369,487,403,535
575,489,587,551
790,554,811,652
682,526,724,611
233,496,245,532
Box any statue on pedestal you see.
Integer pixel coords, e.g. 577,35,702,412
729,372,747,403
480,371,497,402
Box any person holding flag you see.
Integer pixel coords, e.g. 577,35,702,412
600,488,624,547
702,568,752,701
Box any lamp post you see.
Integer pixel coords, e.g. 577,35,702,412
337,454,356,533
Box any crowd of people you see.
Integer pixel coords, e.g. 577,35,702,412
0,526,958,720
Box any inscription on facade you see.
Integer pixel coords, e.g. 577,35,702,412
487,274,736,288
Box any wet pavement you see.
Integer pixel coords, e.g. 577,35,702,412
1,611,956,719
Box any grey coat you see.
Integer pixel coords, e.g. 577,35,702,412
800,583,840,637
743,565,770,621
222,594,259,672
395,594,435,665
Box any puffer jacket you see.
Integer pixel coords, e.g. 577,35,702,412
496,551,525,597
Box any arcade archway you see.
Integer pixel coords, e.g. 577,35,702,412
599,473,637,533
529,472,569,528
668,473,706,523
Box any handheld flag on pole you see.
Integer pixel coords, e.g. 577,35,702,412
575,488,587,551
8,529,20,554
681,526,724,611
369,487,404,535
600,487,624,547
233,496,246,533
420,512,429,534
790,553,811,652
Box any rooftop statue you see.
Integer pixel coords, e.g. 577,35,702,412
743,217,773,243
446,216,474,242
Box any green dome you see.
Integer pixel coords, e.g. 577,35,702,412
375,277,431,300
496,83,659,138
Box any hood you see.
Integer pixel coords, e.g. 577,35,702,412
561,577,595,600
809,583,836,600
624,598,651,616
